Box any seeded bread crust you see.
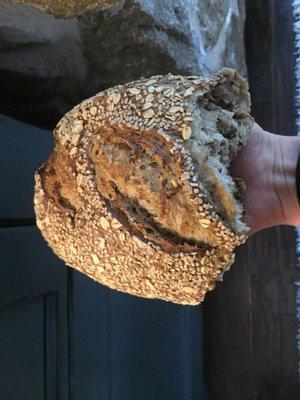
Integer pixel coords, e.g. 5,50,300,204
34,67,254,305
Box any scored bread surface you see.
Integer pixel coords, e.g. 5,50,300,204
34,67,254,305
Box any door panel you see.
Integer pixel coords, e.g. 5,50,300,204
72,272,207,400
0,114,207,399
0,294,59,400
0,227,70,400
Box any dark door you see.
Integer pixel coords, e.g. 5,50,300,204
0,114,207,400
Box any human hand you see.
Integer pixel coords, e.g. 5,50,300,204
229,121,300,236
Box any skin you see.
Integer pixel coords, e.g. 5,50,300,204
229,121,300,236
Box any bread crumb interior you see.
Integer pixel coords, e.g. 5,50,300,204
184,73,253,235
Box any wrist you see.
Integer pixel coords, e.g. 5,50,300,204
229,122,300,235
273,133,300,226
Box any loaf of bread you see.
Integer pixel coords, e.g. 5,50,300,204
34,67,254,305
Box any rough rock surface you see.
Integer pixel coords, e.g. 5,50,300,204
6,0,118,18
0,0,247,128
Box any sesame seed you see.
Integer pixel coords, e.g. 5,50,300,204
145,278,155,290
147,86,155,93
128,88,140,95
99,238,106,249
100,216,110,230
182,286,194,294
91,253,100,264
169,106,179,113
164,88,175,97
181,172,190,181
71,133,80,146
184,87,194,97
112,93,121,104
199,218,211,228
90,107,97,116
193,78,203,85
207,281,216,291
69,147,78,156
142,109,155,119
182,125,192,140
145,79,157,86
111,218,122,229
107,102,114,112
154,86,164,93
183,116,194,122
142,102,153,110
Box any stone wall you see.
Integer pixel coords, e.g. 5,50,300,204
7,0,119,18
0,0,247,128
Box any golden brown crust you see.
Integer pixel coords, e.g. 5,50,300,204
34,68,253,305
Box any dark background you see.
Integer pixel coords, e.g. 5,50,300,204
203,1,300,398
